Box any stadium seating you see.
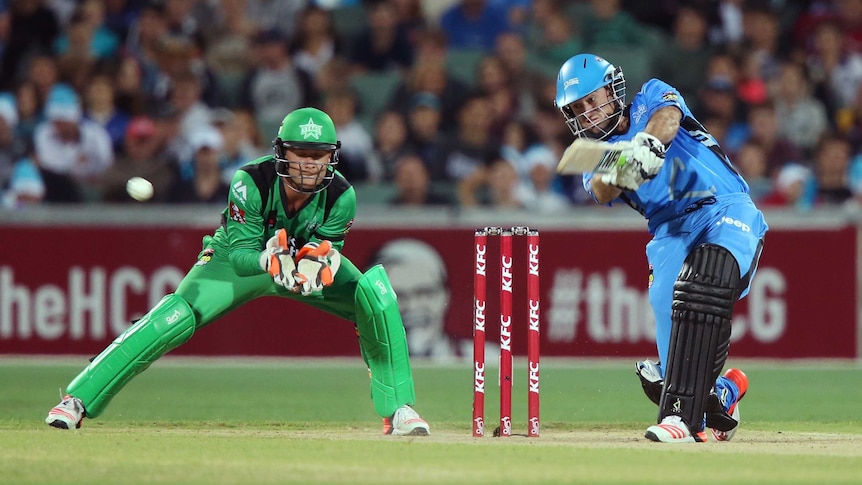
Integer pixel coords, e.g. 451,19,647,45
349,70,403,133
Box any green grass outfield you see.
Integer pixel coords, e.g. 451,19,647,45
2,357,861,485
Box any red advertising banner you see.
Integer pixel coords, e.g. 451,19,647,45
1,224,857,359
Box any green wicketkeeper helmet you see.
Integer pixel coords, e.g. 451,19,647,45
273,107,341,193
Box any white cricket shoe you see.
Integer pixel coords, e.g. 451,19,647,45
385,405,430,436
45,395,85,430
645,415,707,443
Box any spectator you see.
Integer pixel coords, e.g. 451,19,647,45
348,0,413,72
388,59,467,128
98,115,175,203
429,91,500,183
740,4,784,82
494,32,542,121
389,153,452,206
33,83,113,200
1,0,60,89
168,69,212,140
84,73,130,153
526,3,581,69
151,102,188,166
113,55,148,116
806,19,862,118
760,163,812,209
735,140,773,203
456,155,518,208
440,0,511,52
654,6,715,115
515,145,569,214
210,107,262,185
52,0,120,60
121,0,168,95
697,77,747,153
476,54,520,136
811,134,854,205
168,124,229,204
102,0,138,43
742,101,804,178
13,79,40,142
163,0,203,43
772,60,830,155
240,29,316,147
314,56,352,99
244,0,307,41
579,0,646,49
24,53,59,109
204,0,256,98
369,109,411,181
404,91,444,168
0,93,27,194
290,5,340,78
389,0,426,44
323,89,378,182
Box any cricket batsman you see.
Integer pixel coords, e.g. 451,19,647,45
555,54,766,442
45,107,430,436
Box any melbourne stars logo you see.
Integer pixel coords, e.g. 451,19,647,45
300,118,322,140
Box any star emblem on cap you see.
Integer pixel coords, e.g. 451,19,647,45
299,117,322,140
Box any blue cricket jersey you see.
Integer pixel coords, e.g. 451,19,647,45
582,79,769,378
584,79,752,234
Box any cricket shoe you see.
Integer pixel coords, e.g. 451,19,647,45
45,395,85,430
712,368,748,442
384,405,430,436
645,415,707,443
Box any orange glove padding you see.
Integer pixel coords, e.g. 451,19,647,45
292,240,341,296
258,229,298,291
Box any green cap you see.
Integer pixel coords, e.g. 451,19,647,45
276,107,338,149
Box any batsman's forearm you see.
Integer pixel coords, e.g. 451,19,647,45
591,177,623,203
645,106,682,145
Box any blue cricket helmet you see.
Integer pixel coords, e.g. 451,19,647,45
554,54,627,140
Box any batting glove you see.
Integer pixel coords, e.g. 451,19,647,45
630,132,666,178
601,132,666,191
258,229,299,292
292,240,342,296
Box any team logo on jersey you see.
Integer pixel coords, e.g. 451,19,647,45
648,264,654,289
661,91,679,103
305,219,320,233
229,201,246,224
632,104,647,124
232,181,247,204
300,118,322,140
195,248,214,266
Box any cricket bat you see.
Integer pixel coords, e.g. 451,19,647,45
555,139,633,175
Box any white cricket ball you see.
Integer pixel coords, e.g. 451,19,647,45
126,176,154,201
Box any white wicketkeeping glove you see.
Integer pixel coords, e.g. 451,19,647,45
258,229,299,292
601,132,666,191
292,240,342,296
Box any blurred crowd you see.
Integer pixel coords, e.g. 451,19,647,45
2,0,862,211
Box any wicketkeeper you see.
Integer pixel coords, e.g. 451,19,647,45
46,107,430,436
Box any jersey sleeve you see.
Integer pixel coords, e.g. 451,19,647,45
312,186,356,251
640,78,688,121
223,169,268,276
